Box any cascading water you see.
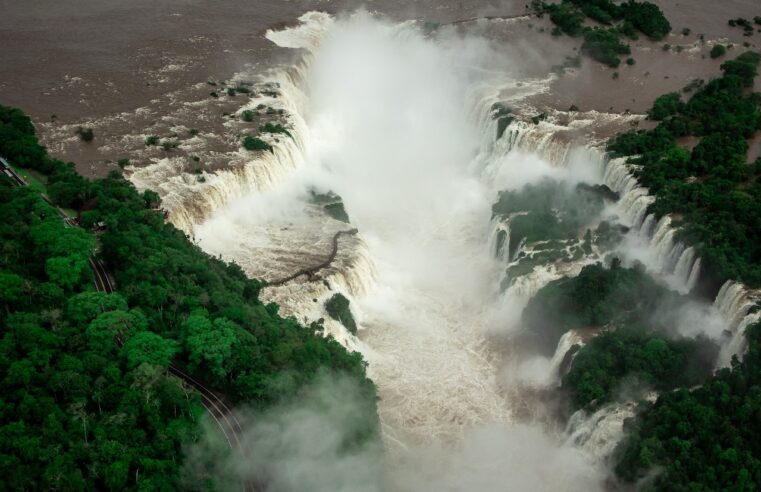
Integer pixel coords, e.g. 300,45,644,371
714,281,761,367
548,330,584,386
128,13,334,234
190,11,525,448
165,11,614,488
128,9,761,489
600,157,702,293
488,216,511,263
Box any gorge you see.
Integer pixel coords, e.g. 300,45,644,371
123,11,758,490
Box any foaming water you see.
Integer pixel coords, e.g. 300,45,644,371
187,10,609,489
189,9,663,474
285,11,517,443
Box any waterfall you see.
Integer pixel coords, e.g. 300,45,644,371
602,158,655,229
502,258,596,317
717,311,761,368
256,233,378,350
713,281,761,367
715,281,755,330
639,213,656,238
488,216,511,263
686,257,701,291
673,247,698,289
564,400,641,462
601,158,701,293
511,237,526,262
547,330,584,386
128,13,333,234
485,120,698,288
325,237,379,298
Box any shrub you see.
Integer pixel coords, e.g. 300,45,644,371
75,127,94,142
720,51,761,86
258,122,290,136
648,92,683,120
619,0,671,40
537,1,586,37
188,128,199,136
564,328,714,410
620,20,638,40
241,110,255,122
324,202,350,223
582,27,631,67
161,140,178,151
710,44,726,59
117,158,129,168
241,135,272,152
145,135,159,146
325,293,357,334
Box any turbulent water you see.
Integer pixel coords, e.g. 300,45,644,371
129,10,759,491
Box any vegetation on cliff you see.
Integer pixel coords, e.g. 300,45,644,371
608,51,761,288
325,293,358,334
0,105,378,488
522,260,680,354
615,321,761,489
565,328,714,411
600,50,761,489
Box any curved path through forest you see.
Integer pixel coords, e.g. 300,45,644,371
3,157,257,492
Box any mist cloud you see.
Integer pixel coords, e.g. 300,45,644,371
189,10,612,491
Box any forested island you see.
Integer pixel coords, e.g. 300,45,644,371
0,105,378,489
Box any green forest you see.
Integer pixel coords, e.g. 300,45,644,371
564,327,714,411
595,48,761,489
556,49,761,489
522,260,680,355
615,323,761,489
520,258,719,417
523,259,761,489
608,51,761,289
532,0,671,67
0,105,378,489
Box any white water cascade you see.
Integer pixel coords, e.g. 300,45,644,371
192,11,524,448
714,281,761,367
179,11,615,489
129,9,761,488
488,216,512,263
601,158,702,293
564,395,657,463
129,13,333,234
548,330,585,386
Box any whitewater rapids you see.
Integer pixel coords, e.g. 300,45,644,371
130,10,748,491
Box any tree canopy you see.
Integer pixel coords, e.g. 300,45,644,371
608,51,761,289
0,104,379,489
